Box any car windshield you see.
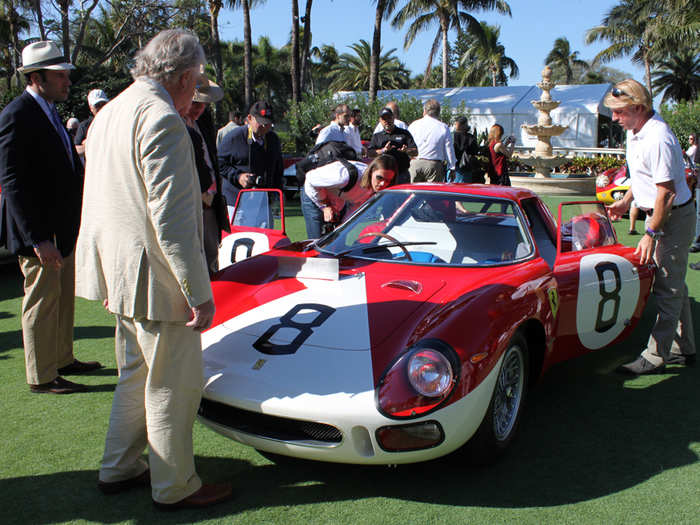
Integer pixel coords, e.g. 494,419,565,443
316,189,533,266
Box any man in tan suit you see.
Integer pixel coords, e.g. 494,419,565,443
75,29,232,510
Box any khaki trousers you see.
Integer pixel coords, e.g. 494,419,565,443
409,158,446,183
18,251,75,385
99,315,203,504
642,203,697,365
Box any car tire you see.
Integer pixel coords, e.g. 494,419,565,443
463,331,529,465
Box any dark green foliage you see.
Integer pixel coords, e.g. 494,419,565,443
660,99,700,151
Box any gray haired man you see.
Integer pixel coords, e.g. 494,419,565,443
75,29,232,509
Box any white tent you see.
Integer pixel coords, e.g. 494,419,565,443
336,84,613,148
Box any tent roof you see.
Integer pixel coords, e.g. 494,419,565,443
336,83,613,117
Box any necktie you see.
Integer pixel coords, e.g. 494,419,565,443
50,105,73,166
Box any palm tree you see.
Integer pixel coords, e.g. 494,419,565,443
309,43,338,93
206,0,224,101
299,0,313,92
290,0,300,102
585,0,698,96
544,37,588,85
458,22,518,86
391,0,511,89
329,39,409,92
652,50,700,104
227,0,266,109
369,0,399,102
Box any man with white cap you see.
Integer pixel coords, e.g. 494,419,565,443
605,79,696,375
74,88,109,158
0,40,102,395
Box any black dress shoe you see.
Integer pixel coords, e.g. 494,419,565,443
29,376,88,394
153,483,233,511
57,359,103,375
616,356,665,375
628,229,639,235
689,244,700,253
98,470,150,495
690,262,700,271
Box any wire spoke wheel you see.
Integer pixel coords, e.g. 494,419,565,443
492,344,525,442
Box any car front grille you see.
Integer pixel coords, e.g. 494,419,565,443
198,398,343,443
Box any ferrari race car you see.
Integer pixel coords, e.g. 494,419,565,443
597,163,697,204
217,189,291,272
199,184,654,465
595,165,629,204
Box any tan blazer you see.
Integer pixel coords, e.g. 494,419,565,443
76,78,211,322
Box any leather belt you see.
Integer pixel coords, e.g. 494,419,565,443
646,197,694,216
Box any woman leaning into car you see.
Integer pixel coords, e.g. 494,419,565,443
303,154,398,238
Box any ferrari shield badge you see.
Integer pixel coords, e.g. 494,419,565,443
548,288,559,318
252,359,267,370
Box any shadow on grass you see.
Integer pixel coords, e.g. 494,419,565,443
75,325,116,340
0,262,21,302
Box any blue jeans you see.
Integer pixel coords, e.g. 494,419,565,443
301,187,323,239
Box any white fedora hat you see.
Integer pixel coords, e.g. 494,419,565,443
193,77,223,104
18,41,75,73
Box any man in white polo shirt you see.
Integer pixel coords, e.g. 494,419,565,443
407,98,456,183
606,79,696,375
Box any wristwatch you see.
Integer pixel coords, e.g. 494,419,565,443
645,227,664,240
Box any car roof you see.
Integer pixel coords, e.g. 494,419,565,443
387,183,538,202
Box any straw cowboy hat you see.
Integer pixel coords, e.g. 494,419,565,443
193,77,223,104
18,41,75,74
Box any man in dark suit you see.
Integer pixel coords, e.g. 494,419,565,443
0,41,101,394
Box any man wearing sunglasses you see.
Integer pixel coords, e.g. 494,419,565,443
605,79,696,375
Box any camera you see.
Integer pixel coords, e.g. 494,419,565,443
251,175,263,187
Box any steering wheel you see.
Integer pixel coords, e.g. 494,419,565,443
357,232,413,261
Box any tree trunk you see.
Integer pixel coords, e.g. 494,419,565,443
299,0,313,92
209,1,224,125
441,19,449,88
242,0,253,109
644,54,653,99
291,0,300,103
57,0,71,61
9,4,21,88
33,0,47,40
369,0,385,103
71,0,100,65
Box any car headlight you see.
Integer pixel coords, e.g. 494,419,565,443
377,340,459,419
407,349,453,397
596,175,610,188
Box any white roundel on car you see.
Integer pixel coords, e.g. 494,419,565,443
576,253,640,350
218,232,271,270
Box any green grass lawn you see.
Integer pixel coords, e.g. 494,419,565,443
0,195,699,525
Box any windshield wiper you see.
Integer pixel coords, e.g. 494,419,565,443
333,241,437,259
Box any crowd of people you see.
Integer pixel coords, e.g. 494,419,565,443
0,28,696,512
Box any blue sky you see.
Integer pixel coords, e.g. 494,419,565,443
218,0,642,86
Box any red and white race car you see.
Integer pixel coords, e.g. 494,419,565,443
217,189,291,272
199,185,654,465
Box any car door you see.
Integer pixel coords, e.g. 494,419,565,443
548,201,654,362
217,189,291,272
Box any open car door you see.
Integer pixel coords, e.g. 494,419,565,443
549,201,654,362
216,189,290,272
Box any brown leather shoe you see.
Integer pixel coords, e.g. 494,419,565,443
153,483,233,511
29,376,87,394
57,359,103,375
98,470,150,495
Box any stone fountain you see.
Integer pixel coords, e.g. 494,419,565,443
518,66,569,178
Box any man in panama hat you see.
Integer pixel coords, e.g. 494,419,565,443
0,41,102,394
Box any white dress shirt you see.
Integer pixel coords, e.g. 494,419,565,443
304,160,370,216
316,121,347,145
345,123,363,155
408,115,457,169
627,112,691,209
